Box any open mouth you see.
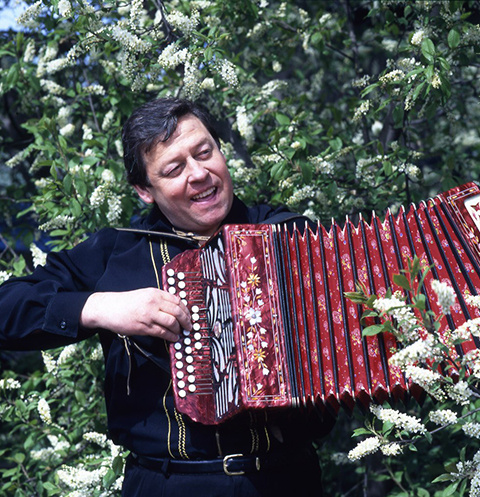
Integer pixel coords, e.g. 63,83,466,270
192,187,216,201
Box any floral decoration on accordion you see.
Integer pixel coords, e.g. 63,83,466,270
240,257,269,388
226,227,289,407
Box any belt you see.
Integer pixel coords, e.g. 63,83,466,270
130,450,308,476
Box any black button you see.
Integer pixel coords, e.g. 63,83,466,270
59,320,67,330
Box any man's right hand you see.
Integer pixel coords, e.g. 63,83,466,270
79,288,192,342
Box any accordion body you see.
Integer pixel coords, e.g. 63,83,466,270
162,182,480,425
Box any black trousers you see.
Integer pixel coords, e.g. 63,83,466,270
121,454,324,497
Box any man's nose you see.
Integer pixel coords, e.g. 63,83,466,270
186,159,209,181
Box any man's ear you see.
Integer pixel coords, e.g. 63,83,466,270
133,184,155,204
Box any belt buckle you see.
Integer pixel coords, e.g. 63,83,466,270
223,453,261,476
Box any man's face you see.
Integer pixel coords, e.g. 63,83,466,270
134,115,234,238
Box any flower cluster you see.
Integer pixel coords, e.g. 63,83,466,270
373,295,419,340
431,279,456,314
37,398,52,424
158,43,190,70
167,9,200,36
110,25,152,53
235,106,255,146
370,405,427,435
348,436,381,461
429,409,458,426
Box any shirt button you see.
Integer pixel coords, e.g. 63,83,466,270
59,320,67,330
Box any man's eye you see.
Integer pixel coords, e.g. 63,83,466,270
198,148,212,158
166,164,183,176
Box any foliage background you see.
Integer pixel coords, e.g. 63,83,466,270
1,0,480,495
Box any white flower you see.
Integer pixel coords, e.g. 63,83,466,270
167,9,200,36
158,43,190,70
463,422,480,439
348,437,381,461
390,336,437,367
370,405,426,434
42,351,57,373
0,271,11,284
110,25,152,53
353,100,370,121
31,244,47,268
429,409,458,426
58,0,73,17
38,398,52,424
371,120,383,137
246,307,262,326
101,169,115,183
57,344,77,365
16,1,43,27
107,195,123,224
0,378,21,390
59,123,75,137
373,296,418,340
272,61,282,72
219,59,238,87
101,110,115,131
431,279,456,314
236,106,255,146
411,30,425,46
447,380,473,406
83,431,108,447
380,442,403,456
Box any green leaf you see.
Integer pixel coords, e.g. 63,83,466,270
447,28,460,49
362,324,384,337
421,38,435,63
275,113,290,125
393,273,411,291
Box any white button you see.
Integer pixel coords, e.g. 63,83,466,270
188,375,195,383
191,305,200,313
185,346,192,355
168,277,175,285
192,313,200,321
175,352,183,360
168,287,176,294
167,268,175,277
174,342,182,350
194,342,202,350
194,332,202,340
175,361,183,369
193,323,201,331
178,390,186,398
178,272,185,280
178,380,186,389
179,291,187,299
178,281,186,289
176,371,184,379
184,338,191,345
186,356,194,364
183,330,191,336
188,384,196,392
187,365,195,373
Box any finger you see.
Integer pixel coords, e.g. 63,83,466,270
157,292,192,331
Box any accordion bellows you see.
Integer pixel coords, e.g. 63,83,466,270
163,182,480,425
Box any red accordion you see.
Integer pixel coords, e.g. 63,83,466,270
162,182,480,425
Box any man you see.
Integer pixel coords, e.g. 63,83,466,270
0,98,334,496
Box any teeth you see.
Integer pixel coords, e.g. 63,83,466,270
192,187,215,200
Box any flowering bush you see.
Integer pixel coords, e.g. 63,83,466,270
343,257,480,496
1,0,480,495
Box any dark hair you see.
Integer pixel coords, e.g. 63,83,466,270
122,98,221,187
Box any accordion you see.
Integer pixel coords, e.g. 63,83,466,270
162,182,480,425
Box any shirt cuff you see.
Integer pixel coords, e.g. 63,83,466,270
43,292,93,338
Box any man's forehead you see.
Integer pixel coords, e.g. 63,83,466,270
146,116,213,164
